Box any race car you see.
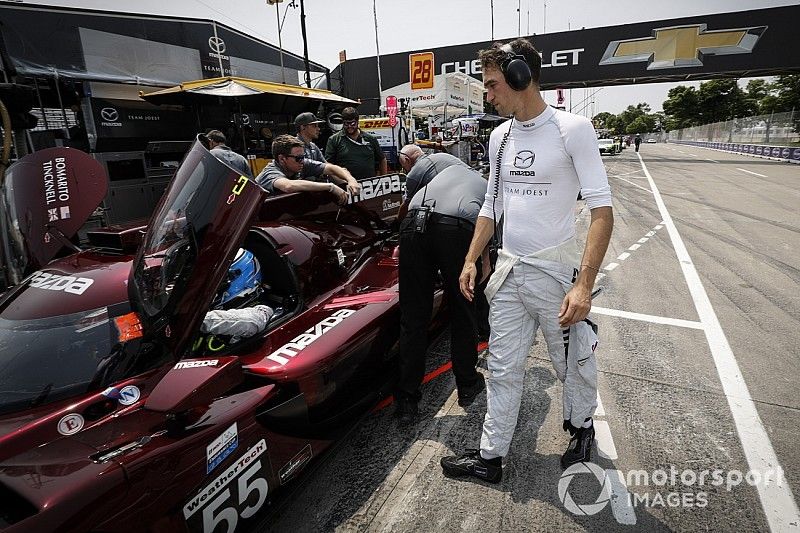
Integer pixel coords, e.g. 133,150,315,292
0,138,439,532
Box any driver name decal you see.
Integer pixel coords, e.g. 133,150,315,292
28,271,94,295
267,309,356,365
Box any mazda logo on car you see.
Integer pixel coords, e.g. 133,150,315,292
208,36,226,54
514,150,535,168
100,107,119,122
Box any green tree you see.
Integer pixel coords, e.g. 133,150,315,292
592,111,615,129
625,116,654,134
662,85,699,131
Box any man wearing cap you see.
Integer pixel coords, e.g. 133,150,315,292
324,107,387,180
256,135,360,203
295,112,327,166
206,129,253,179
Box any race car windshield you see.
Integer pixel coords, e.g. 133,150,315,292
0,307,117,414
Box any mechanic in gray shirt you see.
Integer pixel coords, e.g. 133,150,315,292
394,165,490,424
206,130,253,179
398,144,467,201
256,135,360,204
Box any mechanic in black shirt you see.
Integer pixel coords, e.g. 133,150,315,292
394,165,490,424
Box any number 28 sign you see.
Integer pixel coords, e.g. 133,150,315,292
409,52,434,90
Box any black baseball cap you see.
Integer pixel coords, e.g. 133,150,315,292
294,112,325,126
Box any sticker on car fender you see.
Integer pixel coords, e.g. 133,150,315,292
58,413,85,435
207,423,238,474
266,309,355,365
184,439,269,533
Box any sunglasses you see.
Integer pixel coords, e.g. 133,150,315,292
343,119,358,127
285,154,305,162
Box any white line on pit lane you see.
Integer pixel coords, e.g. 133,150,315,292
611,175,653,193
637,152,800,532
591,306,704,330
736,167,768,178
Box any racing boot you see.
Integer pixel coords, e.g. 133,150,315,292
561,419,595,468
440,449,502,483
457,373,486,407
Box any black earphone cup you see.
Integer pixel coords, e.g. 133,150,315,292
504,59,532,91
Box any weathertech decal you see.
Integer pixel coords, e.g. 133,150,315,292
267,309,355,365
28,271,94,295
183,439,269,526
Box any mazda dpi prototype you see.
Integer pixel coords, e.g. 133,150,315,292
0,139,436,532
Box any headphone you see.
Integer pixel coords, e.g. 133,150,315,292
499,44,532,91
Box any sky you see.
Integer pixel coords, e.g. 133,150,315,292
21,0,798,116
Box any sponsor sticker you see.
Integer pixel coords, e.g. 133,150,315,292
28,271,94,295
118,385,141,406
184,439,269,529
267,309,355,365
279,444,313,484
207,423,239,474
58,413,85,435
174,359,219,369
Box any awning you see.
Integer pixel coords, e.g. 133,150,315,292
140,76,359,112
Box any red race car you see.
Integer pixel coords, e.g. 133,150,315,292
0,138,441,532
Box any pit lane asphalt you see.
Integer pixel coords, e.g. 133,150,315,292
251,143,800,532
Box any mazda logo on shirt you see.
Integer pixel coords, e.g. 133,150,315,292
514,150,535,168
100,107,119,122
208,36,226,54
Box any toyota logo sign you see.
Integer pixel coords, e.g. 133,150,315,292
208,36,226,54
100,107,119,122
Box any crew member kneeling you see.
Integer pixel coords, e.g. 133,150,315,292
395,165,489,424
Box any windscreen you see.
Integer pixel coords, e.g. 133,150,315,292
0,307,114,414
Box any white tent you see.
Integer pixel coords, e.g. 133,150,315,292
380,72,484,123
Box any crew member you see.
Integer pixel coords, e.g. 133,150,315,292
394,165,490,425
398,144,466,201
324,107,387,180
398,143,491,341
441,38,613,483
295,112,327,164
256,135,360,203
206,130,253,179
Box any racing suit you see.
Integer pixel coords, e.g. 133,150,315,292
478,106,612,459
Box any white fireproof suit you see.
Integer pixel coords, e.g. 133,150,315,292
480,240,599,459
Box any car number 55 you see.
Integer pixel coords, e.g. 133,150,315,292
202,460,268,533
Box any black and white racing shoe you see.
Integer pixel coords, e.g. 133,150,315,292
440,449,502,483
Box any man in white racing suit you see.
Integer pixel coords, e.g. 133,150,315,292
441,38,613,483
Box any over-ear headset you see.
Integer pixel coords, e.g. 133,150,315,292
499,43,532,91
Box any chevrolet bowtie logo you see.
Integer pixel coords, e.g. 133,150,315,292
600,24,766,70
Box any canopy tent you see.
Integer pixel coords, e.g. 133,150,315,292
380,72,484,122
140,76,359,114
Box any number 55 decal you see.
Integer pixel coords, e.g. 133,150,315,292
184,440,270,533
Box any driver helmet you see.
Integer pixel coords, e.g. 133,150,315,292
327,112,343,133
215,248,261,307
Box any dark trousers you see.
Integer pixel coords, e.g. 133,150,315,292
397,220,481,401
